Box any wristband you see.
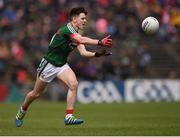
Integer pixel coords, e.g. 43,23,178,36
98,40,102,46
95,52,101,57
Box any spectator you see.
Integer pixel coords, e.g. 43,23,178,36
0,0,179,102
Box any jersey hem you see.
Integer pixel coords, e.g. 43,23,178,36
43,57,66,67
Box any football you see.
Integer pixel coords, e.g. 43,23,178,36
142,17,159,34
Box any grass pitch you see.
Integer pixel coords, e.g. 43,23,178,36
0,101,180,136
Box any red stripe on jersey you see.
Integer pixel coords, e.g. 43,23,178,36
73,40,81,46
76,43,81,46
70,33,76,38
70,33,81,46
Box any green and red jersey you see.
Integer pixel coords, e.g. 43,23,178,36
44,23,79,66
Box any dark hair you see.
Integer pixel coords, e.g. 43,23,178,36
69,7,88,20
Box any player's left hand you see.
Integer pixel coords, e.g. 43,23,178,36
98,35,113,47
95,50,112,57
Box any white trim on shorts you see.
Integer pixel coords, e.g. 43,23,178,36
38,62,70,83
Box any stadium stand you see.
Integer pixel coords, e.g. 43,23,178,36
0,0,179,102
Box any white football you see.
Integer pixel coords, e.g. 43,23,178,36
142,17,159,34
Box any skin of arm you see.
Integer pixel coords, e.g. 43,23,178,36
77,44,96,57
72,33,99,45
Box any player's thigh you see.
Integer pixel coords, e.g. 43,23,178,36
33,75,48,94
57,68,78,88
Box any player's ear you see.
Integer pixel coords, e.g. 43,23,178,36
72,16,77,22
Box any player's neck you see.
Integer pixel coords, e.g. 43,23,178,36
70,21,79,32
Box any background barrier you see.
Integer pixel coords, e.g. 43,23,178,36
77,79,180,103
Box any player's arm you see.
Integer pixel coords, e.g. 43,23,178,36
77,44,95,57
71,34,112,47
77,44,112,58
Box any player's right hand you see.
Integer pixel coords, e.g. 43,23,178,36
98,35,112,47
95,50,112,57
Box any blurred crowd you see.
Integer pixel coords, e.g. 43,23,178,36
0,0,179,101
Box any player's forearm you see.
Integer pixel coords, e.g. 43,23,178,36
80,50,95,57
72,33,112,47
79,37,99,45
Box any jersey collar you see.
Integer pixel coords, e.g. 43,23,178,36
69,22,79,33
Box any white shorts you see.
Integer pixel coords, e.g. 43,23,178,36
37,58,70,83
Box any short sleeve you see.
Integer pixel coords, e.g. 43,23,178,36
60,24,77,38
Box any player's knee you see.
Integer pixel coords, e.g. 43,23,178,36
34,93,41,98
30,91,41,99
69,80,78,91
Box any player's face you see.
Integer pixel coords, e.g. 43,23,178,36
76,13,87,30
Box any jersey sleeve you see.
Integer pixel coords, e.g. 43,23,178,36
58,24,81,46
59,24,77,38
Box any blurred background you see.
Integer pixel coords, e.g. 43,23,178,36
0,0,179,103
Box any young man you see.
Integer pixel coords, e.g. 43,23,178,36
15,7,112,127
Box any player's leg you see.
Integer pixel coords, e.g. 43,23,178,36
22,76,48,110
15,76,48,127
57,67,83,125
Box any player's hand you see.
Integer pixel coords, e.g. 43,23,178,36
98,35,112,47
95,50,112,57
